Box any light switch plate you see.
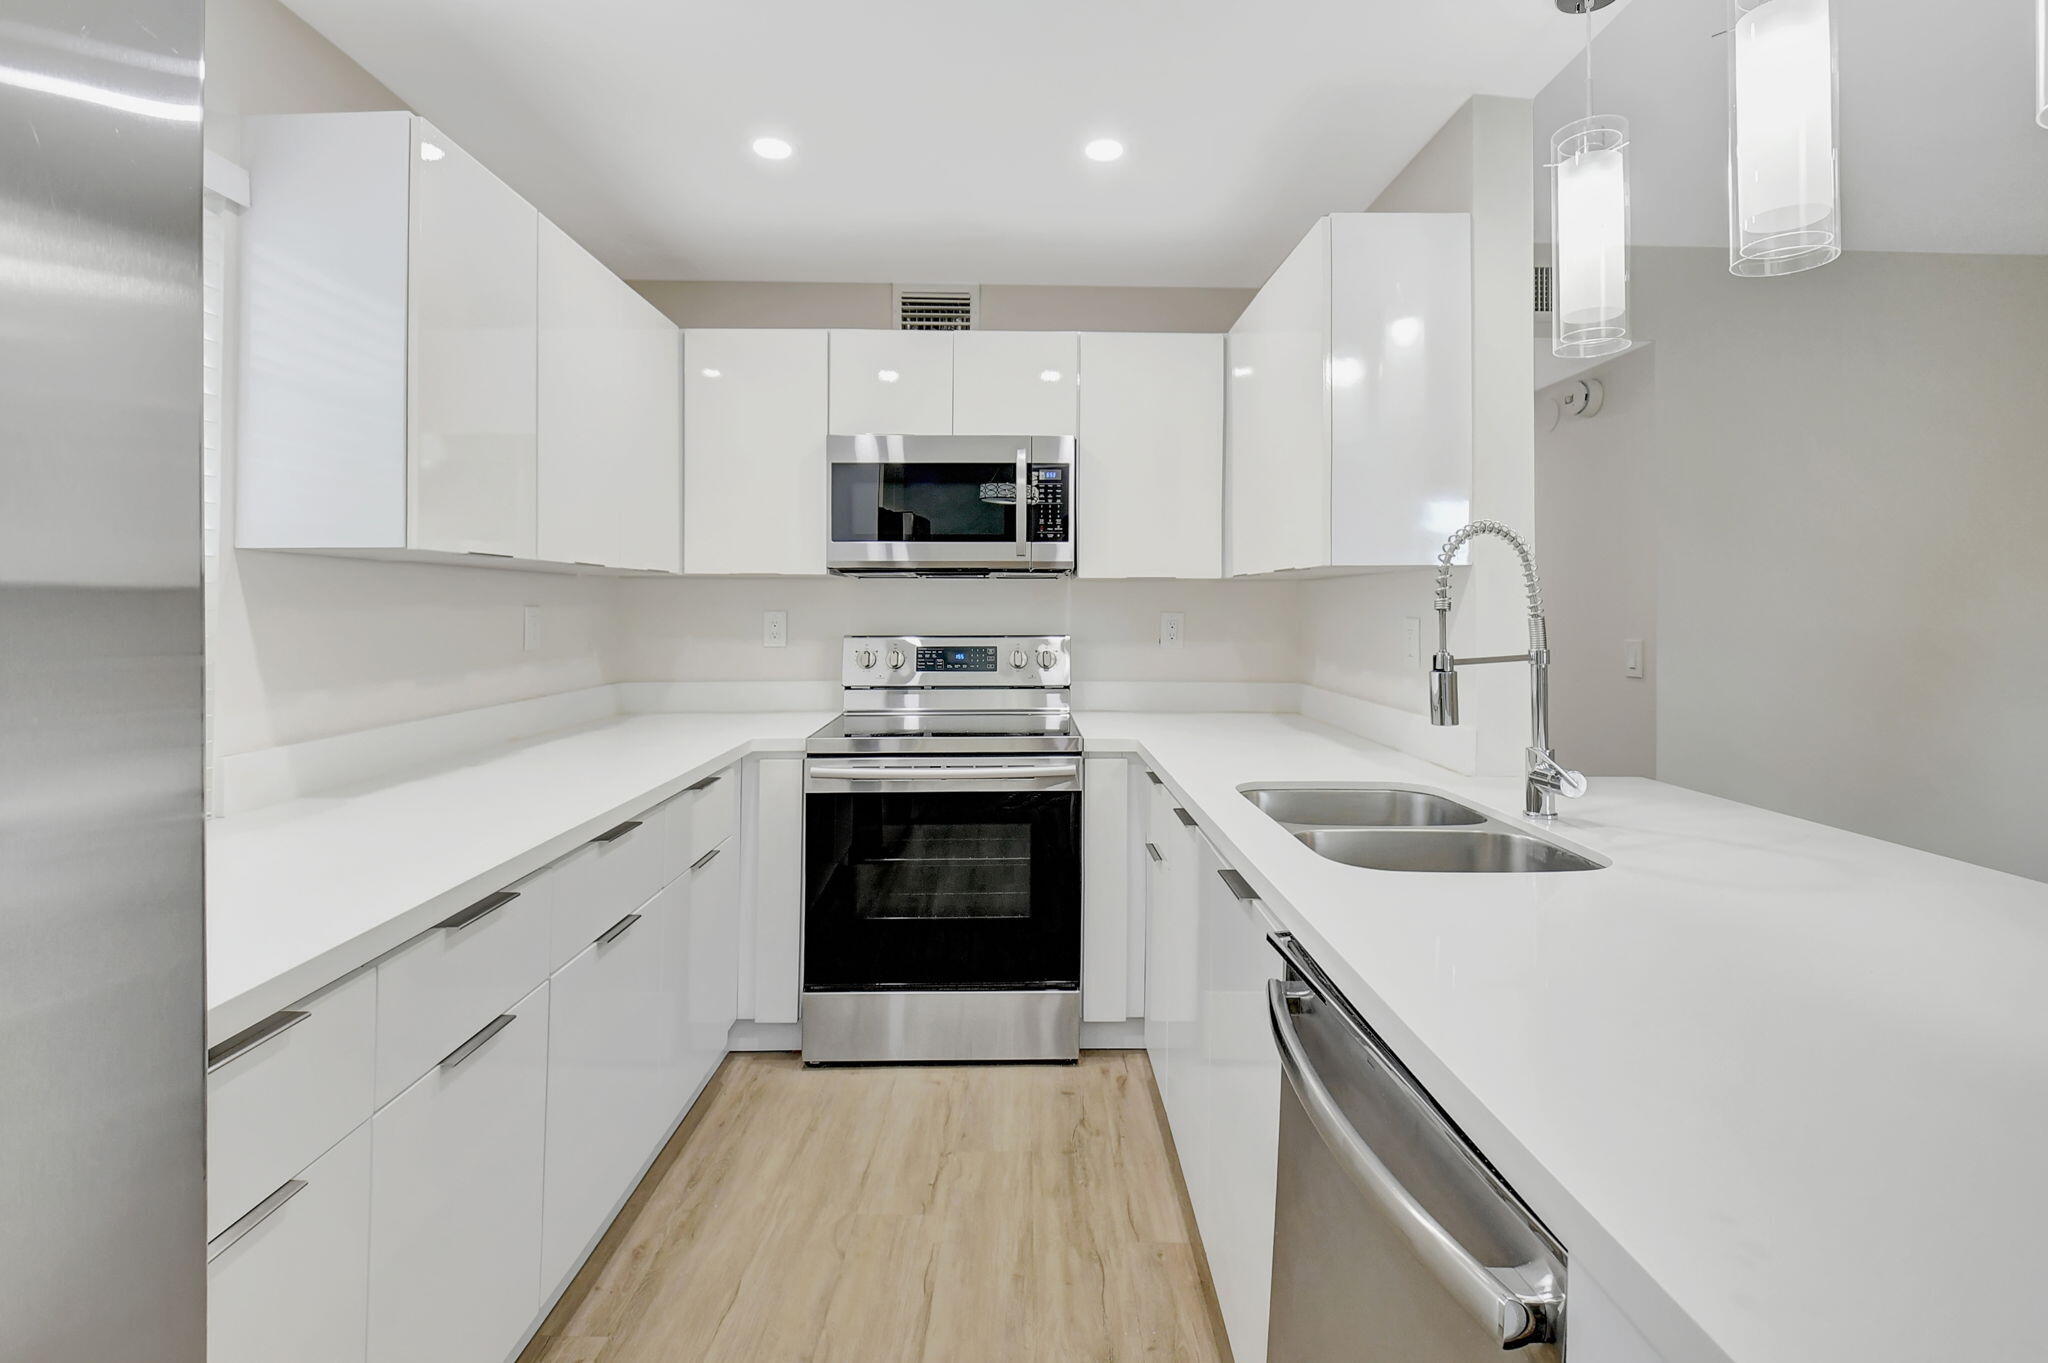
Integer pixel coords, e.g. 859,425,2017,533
1624,638,1645,679
1159,612,1184,648
522,605,540,652
763,610,788,648
1403,617,1421,668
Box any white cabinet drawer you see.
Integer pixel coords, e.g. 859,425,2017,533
374,866,553,1107
369,980,548,1363
674,835,738,1103
207,968,375,1239
207,1121,372,1363
550,810,664,970
542,886,677,1294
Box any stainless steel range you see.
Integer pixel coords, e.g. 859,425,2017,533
802,635,1081,1064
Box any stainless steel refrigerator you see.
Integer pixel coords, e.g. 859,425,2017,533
0,2,206,1360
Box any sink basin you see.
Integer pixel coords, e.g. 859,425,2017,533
1242,785,1488,829
1296,828,1607,874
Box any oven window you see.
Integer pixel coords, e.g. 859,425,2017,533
805,789,1081,991
831,462,1019,543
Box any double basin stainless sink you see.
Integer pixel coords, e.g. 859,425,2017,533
1243,784,1607,873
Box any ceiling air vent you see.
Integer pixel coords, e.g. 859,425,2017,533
1533,264,1553,317
895,284,977,331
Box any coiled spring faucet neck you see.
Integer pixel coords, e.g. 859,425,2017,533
1435,518,1547,653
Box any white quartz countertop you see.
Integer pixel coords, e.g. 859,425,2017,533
205,711,830,1040
1077,712,2048,1363
208,706,2048,1363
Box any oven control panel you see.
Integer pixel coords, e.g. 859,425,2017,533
1028,466,1070,543
844,635,1070,688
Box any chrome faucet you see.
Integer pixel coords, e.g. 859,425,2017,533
1428,520,1587,820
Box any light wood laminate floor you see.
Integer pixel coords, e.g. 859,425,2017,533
522,1051,1231,1363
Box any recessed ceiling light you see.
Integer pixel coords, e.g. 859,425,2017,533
1039,369,1063,383
876,369,900,384
751,136,793,161
699,368,722,379
1083,138,1124,163
418,141,446,162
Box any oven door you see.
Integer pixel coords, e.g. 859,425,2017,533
804,756,1082,991
827,434,1075,573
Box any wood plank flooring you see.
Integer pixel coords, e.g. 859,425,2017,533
521,1051,1231,1363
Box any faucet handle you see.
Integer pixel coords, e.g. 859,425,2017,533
1528,749,1588,799
1556,767,1588,799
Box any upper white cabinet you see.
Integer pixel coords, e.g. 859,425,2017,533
828,330,953,434
537,220,681,572
407,120,539,558
1078,333,1224,578
954,331,1078,435
239,112,681,574
1227,212,1472,577
683,330,828,575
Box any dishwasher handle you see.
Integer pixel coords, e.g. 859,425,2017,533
1266,978,1561,1349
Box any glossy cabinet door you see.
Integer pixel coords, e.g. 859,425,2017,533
1145,786,1201,1122
207,1122,372,1363
952,330,1078,435
1190,841,1282,1363
1081,756,1133,1022
1078,333,1224,578
746,756,805,1023
537,220,681,572
680,837,738,1095
542,888,675,1295
368,980,548,1363
406,119,539,558
828,329,953,434
682,330,828,574
1227,217,1331,577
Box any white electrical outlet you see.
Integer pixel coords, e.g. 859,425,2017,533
763,610,788,648
1159,612,1185,648
1624,638,1645,679
1403,617,1421,668
522,605,540,652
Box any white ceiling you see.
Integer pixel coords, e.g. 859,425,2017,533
1532,0,2048,254
281,0,1626,287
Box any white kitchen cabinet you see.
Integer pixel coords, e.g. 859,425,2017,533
207,1122,372,1363
537,219,681,572
677,836,739,1095
953,330,1078,435
1144,783,1201,1116
746,756,805,1024
206,968,376,1241
239,112,675,574
828,330,953,435
548,811,667,971
1081,755,1133,1022
369,981,549,1363
541,889,675,1294
682,330,828,574
1078,333,1225,579
1227,212,1472,577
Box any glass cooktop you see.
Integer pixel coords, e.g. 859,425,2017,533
807,710,1082,756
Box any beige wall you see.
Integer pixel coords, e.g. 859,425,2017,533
630,281,1252,332
203,0,403,159
1635,246,2048,881
1298,95,1538,776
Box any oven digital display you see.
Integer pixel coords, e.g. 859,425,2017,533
916,646,997,673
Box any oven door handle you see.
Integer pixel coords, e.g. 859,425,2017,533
1014,447,1030,561
807,763,1080,782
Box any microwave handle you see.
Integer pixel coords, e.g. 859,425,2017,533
1014,448,1029,560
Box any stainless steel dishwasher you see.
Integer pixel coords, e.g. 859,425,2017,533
1266,934,1566,1359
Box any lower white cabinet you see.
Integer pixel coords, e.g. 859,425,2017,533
1081,756,1134,1022
541,888,676,1293
206,1122,372,1363
369,981,550,1363
676,837,739,1097
746,756,804,1024
1143,782,1199,1106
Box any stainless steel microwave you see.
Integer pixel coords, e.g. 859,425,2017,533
827,435,1075,576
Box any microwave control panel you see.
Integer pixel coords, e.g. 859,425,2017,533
1028,466,1070,542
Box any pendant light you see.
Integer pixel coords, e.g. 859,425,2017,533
1549,0,1631,360
1727,0,1840,276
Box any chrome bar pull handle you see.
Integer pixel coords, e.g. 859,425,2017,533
206,1009,311,1074
685,774,722,792
439,1014,515,1071
207,1179,308,1262
1144,842,1163,863
1217,868,1260,901
689,847,721,872
595,912,643,946
1172,807,1196,827
591,820,642,844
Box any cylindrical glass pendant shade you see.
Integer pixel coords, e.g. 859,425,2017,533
1551,115,1631,359
1728,0,1840,276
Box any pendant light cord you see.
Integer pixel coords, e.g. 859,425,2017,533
1584,1,1595,122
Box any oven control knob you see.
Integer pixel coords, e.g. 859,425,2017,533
1010,648,1028,670
1037,646,1060,670
888,647,907,670
855,647,878,669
